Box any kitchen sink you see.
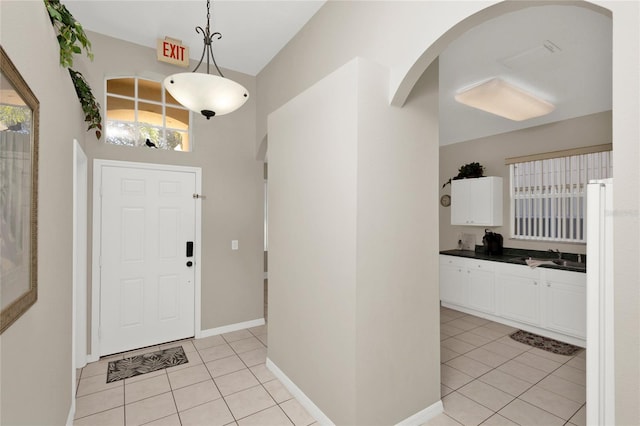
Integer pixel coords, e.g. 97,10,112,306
509,256,586,271
552,259,586,270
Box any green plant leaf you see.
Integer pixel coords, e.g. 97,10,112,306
45,0,102,139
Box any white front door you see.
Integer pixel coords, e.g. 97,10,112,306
98,164,197,356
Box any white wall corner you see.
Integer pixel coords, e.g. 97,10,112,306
266,358,334,426
198,318,265,339
394,400,444,426
66,401,75,426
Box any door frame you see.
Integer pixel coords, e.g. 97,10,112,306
70,139,87,422
90,159,202,360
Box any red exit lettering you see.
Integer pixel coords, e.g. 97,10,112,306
163,41,186,61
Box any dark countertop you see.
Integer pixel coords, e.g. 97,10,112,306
440,246,586,273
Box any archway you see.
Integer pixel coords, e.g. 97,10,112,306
392,2,613,424
391,1,611,108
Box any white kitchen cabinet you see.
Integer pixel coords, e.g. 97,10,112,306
439,256,467,306
440,256,495,312
499,273,541,326
440,254,586,345
451,177,503,226
544,269,586,338
467,261,495,314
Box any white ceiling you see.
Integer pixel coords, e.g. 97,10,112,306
65,1,326,76
439,5,612,145
66,2,611,145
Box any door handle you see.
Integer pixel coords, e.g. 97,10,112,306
186,241,194,257
186,261,193,267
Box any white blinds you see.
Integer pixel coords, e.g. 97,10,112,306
510,150,612,242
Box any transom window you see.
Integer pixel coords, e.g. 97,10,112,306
509,148,612,243
105,77,191,151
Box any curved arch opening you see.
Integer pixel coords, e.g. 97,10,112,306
392,1,611,108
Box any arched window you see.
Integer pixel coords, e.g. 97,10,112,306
105,77,191,151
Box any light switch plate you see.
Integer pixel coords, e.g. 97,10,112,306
232,240,239,250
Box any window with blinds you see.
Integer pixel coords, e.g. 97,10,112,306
509,150,612,243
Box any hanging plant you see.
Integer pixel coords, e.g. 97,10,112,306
44,0,102,139
68,70,102,139
442,162,485,188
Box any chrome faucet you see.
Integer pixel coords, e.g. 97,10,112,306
549,249,562,259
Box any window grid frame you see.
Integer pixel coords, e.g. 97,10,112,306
105,76,191,151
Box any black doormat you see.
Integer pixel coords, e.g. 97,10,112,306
509,330,582,356
107,346,188,383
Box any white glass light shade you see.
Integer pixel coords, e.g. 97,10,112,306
164,72,249,118
455,78,555,121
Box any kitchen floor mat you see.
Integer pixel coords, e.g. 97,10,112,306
509,330,582,356
106,346,188,383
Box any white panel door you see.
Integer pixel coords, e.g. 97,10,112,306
100,165,196,355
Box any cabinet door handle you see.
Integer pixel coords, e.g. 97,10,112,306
534,281,538,285
547,283,551,287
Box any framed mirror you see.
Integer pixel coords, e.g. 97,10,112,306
1,46,40,334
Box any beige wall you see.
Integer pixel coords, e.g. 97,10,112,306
354,58,440,425
0,1,86,424
256,0,493,151
439,111,612,254
76,32,264,332
607,1,640,423
268,58,360,424
268,57,440,424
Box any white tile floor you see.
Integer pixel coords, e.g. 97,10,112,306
75,307,586,426
73,326,316,426
425,307,586,426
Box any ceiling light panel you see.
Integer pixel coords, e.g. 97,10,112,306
455,78,555,121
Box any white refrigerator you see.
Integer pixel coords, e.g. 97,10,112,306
586,178,615,426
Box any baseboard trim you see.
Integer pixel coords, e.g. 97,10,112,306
394,400,443,426
66,401,75,426
86,353,100,363
198,318,265,339
266,358,334,425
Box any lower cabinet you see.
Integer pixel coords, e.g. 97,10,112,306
467,263,495,314
544,269,587,338
440,256,495,313
499,274,540,326
439,256,467,306
440,255,586,343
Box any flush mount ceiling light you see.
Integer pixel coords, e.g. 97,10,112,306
454,78,554,121
164,0,248,120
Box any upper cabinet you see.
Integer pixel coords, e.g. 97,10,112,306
451,177,503,226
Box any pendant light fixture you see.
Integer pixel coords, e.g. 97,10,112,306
164,0,248,119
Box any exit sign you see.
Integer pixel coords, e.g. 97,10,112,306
157,37,189,67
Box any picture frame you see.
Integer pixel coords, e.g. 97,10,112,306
1,46,40,334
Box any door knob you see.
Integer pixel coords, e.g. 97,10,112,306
186,261,193,267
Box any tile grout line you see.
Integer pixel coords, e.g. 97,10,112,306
440,310,586,425
189,340,236,423
218,328,294,424
161,366,181,426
